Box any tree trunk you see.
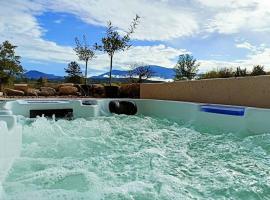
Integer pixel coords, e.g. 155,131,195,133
85,60,88,85
109,55,113,86
138,75,142,83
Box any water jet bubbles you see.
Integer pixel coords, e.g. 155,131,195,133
3,115,270,199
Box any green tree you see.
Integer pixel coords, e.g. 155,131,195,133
174,54,199,80
74,35,95,85
95,15,140,85
0,41,24,87
234,67,247,77
65,61,82,84
251,65,266,76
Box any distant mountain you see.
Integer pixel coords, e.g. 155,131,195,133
95,70,129,78
24,65,175,82
24,70,64,80
93,65,175,81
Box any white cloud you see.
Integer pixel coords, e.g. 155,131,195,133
0,0,78,64
241,48,270,68
235,41,266,55
0,0,191,75
196,0,257,9
114,45,188,68
1,0,270,77
199,60,232,72
236,42,256,51
83,44,188,76
199,44,270,73
202,0,270,34
43,0,199,41
206,11,250,34
44,0,270,38
234,41,270,70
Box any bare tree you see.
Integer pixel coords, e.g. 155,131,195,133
74,35,95,85
128,63,155,83
95,15,140,85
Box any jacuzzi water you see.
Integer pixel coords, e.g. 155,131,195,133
3,115,270,200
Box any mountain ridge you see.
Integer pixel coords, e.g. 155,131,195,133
24,65,175,81
93,65,175,80
24,70,63,80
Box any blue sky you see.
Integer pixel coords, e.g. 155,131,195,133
1,0,270,76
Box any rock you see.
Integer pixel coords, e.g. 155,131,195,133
4,88,25,96
58,83,75,90
92,84,105,97
46,84,59,91
78,84,93,96
59,86,78,95
26,88,39,96
39,87,56,96
14,84,28,93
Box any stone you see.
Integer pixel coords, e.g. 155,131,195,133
26,88,39,96
77,84,93,96
39,87,56,96
59,86,78,95
58,83,75,90
92,84,105,97
4,88,25,96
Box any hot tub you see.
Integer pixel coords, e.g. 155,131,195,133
0,99,269,199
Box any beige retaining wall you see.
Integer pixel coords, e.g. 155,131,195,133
140,75,270,108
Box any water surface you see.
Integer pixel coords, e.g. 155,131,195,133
3,115,270,199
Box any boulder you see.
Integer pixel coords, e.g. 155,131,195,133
92,84,105,97
39,87,56,96
4,88,25,96
77,84,93,96
14,84,28,93
26,88,39,96
58,83,75,90
59,86,78,95
44,83,59,91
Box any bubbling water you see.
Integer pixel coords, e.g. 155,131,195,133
3,115,270,200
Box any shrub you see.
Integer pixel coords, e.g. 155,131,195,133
251,65,266,76
119,84,140,98
201,67,234,79
218,67,235,78
234,67,247,77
